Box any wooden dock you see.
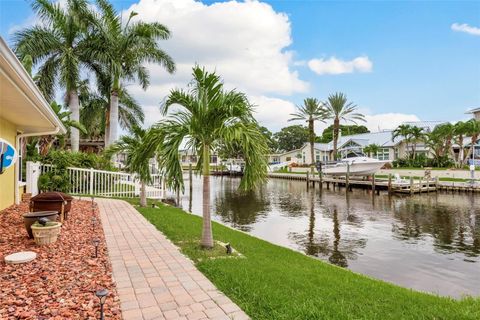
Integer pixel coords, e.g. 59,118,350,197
267,172,480,194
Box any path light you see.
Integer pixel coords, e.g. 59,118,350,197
91,216,97,231
93,238,100,258
226,243,232,255
95,288,108,320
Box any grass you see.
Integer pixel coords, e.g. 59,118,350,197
132,201,480,320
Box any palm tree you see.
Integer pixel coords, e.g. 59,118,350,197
39,102,87,155
363,144,380,158
463,119,480,165
79,78,144,145
453,121,468,166
90,0,175,146
14,0,94,152
409,126,424,159
148,66,269,248
323,93,365,159
106,126,152,207
289,98,325,165
392,124,413,159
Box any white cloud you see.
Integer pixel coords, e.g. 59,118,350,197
451,23,480,36
307,56,373,75
363,113,420,132
125,0,308,96
249,96,297,132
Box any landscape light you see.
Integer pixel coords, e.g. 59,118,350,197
91,216,97,231
95,288,108,320
93,238,100,258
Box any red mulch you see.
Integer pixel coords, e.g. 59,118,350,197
0,200,121,320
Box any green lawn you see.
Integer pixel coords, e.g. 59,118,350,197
132,201,480,320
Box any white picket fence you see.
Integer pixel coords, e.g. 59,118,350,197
26,161,166,199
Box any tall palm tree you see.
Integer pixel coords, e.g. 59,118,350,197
106,126,152,207
289,98,325,165
323,93,365,159
79,78,144,145
14,0,94,152
39,102,87,155
91,0,175,146
147,66,269,248
392,124,413,159
463,119,480,165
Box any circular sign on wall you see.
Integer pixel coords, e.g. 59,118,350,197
0,138,18,173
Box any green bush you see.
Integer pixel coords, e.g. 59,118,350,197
392,154,454,168
40,150,116,171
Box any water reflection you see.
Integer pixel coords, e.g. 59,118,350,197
180,175,480,297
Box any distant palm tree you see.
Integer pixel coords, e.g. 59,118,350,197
324,93,365,159
106,126,152,207
90,0,175,146
363,144,380,158
392,124,413,159
463,119,480,165
147,66,269,248
409,126,425,159
39,102,87,155
14,0,93,152
289,98,325,165
453,121,468,166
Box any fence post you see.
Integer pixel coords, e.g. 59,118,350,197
134,174,140,196
26,161,40,196
89,168,94,195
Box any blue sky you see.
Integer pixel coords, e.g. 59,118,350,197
1,0,479,132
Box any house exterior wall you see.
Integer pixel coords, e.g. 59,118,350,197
0,117,17,210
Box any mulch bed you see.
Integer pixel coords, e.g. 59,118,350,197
0,199,121,320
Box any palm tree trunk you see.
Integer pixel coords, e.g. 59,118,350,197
309,119,315,165
69,90,80,152
201,145,214,248
458,137,464,167
104,107,110,148
108,89,119,147
332,118,340,160
140,181,147,207
464,135,478,165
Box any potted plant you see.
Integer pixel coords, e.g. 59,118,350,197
31,218,62,245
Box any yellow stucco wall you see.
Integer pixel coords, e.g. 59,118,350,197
0,117,16,210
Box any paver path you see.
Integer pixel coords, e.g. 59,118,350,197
97,198,249,320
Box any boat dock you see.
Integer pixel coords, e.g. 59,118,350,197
267,172,480,194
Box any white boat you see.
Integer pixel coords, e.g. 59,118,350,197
267,161,292,172
322,157,389,176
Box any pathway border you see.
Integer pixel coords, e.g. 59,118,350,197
97,198,249,320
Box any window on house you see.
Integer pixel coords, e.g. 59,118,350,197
286,157,291,161
210,155,217,163
376,148,390,161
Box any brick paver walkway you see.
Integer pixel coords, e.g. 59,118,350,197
97,198,249,320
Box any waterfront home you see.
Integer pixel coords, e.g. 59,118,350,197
277,121,448,164
0,37,65,210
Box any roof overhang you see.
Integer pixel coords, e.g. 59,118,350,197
0,37,66,135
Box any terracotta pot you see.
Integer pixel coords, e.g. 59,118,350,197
23,211,58,239
30,192,73,219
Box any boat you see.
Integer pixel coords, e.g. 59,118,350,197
321,157,389,176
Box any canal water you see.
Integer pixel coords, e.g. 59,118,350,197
178,175,480,298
